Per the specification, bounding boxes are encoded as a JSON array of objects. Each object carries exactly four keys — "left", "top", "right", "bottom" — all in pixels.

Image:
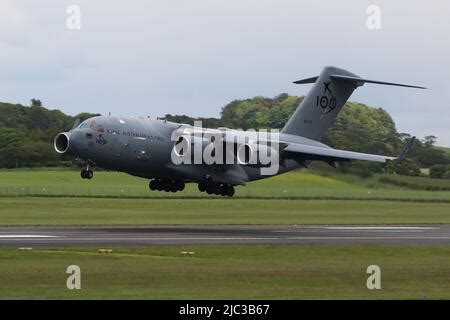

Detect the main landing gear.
[
  {"left": 80, "top": 166, "right": 93, "bottom": 179},
  {"left": 198, "top": 182, "right": 235, "bottom": 197},
  {"left": 149, "top": 179, "right": 185, "bottom": 193},
  {"left": 148, "top": 179, "right": 235, "bottom": 197}
]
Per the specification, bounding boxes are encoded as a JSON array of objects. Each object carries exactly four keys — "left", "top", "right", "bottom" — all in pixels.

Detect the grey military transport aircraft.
[{"left": 54, "top": 66, "right": 422, "bottom": 197}]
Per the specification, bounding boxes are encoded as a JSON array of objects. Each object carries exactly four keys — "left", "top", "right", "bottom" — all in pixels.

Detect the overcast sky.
[{"left": 0, "top": 0, "right": 449, "bottom": 145}]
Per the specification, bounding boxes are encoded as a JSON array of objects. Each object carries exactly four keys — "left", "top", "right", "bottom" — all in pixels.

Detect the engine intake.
[
  {"left": 173, "top": 135, "right": 191, "bottom": 157},
  {"left": 236, "top": 143, "right": 255, "bottom": 165},
  {"left": 54, "top": 132, "right": 70, "bottom": 154}
]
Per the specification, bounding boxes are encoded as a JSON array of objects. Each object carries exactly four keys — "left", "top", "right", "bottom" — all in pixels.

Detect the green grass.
[
  {"left": 1, "top": 245, "right": 450, "bottom": 299},
  {"left": 0, "top": 169, "right": 449, "bottom": 201},
  {"left": 0, "top": 169, "right": 449, "bottom": 300},
  {"left": 378, "top": 174, "right": 450, "bottom": 191},
  {"left": 0, "top": 169, "right": 448, "bottom": 225},
  {"left": 1, "top": 197, "right": 449, "bottom": 225}
]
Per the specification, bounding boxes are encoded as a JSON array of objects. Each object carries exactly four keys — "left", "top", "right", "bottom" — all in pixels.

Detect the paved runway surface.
[{"left": 1, "top": 225, "right": 450, "bottom": 247}]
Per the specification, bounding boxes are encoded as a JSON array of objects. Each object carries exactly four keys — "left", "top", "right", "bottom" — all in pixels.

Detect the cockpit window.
[
  {"left": 78, "top": 121, "right": 90, "bottom": 129},
  {"left": 77, "top": 120, "right": 104, "bottom": 133},
  {"left": 90, "top": 120, "right": 105, "bottom": 132}
]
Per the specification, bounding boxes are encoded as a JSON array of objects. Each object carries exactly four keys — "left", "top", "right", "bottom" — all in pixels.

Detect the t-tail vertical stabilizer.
[{"left": 282, "top": 66, "right": 425, "bottom": 140}]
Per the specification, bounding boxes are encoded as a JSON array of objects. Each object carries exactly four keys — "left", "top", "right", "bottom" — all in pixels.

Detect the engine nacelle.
[
  {"left": 54, "top": 132, "right": 70, "bottom": 154},
  {"left": 236, "top": 143, "right": 255, "bottom": 165},
  {"left": 236, "top": 143, "right": 278, "bottom": 167},
  {"left": 172, "top": 135, "right": 191, "bottom": 157}
]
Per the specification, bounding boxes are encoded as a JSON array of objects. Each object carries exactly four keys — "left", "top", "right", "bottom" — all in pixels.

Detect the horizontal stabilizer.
[
  {"left": 329, "top": 75, "right": 426, "bottom": 89},
  {"left": 292, "top": 76, "right": 318, "bottom": 84},
  {"left": 293, "top": 74, "right": 426, "bottom": 89}
]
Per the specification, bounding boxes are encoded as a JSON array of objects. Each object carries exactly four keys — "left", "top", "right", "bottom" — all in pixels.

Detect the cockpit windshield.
[
  {"left": 77, "top": 119, "right": 105, "bottom": 132},
  {"left": 78, "top": 121, "right": 90, "bottom": 129}
]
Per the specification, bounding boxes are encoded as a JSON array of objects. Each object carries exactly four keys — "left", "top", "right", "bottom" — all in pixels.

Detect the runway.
[{"left": 1, "top": 225, "right": 450, "bottom": 247}]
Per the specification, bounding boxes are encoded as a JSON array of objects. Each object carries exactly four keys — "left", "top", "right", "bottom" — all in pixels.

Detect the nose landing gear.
[{"left": 80, "top": 166, "right": 94, "bottom": 179}]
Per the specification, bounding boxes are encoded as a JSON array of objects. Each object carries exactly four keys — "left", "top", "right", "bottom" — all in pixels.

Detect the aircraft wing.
[
  {"left": 172, "top": 125, "right": 415, "bottom": 164},
  {"left": 282, "top": 143, "right": 394, "bottom": 163},
  {"left": 282, "top": 137, "right": 415, "bottom": 163}
]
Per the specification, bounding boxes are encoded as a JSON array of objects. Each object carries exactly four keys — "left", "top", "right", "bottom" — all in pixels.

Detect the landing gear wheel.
[
  {"left": 219, "top": 184, "right": 227, "bottom": 196},
  {"left": 81, "top": 169, "right": 93, "bottom": 179},
  {"left": 170, "top": 183, "right": 178, "bottom": 193},
  {"left": 198, "top": 183, "right": 206, "bottom": 192},
  {"left": 226, "top": 186, "right": 235, "bottom": 197},
  {"left": 149, "top": 180, "right": 157, "bottom": 191},
  {"left": 163, "top": 181, "right": 171, "bottom": 192},
  {"left": 206, "top": 185, "right": 214, "bottom": 195},
  {"left": 175, "top": 181, "right": 185, "bottom": 191}
]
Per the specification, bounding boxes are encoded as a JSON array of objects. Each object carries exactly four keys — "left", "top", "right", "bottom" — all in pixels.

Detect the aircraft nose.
[{"left": 68, "top": 129, "right": 84, "bottom": 153}]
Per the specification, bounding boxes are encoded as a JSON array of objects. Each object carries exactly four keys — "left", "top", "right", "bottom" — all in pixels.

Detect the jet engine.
[
  {"left": 54, "top": 132, "right": 71, "bottom": 154},
  {"left": 236, "top": 142, "right": 279, "bottom": 167}
]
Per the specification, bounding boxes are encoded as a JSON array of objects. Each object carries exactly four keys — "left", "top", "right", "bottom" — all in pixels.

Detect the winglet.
[{"left": 397, "top": 136, "right": 416, "bottom": 160}]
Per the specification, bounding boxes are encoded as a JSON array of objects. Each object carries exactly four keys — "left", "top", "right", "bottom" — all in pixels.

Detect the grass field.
[
  {"left": 1, "top": 169, "right": 449, "bottom": 300},
  {"left": 1, "top": 245, "right": 449, "bottom": 299},
  {"left": 378, "top": 174, "right": 450, "bottom": 191},
  {"left": 0, "top": 169, "right": 448, "bottom": 226},
  {"left": 1, "top": 197, "right": 450, "bottom": 225},
  {"left": 0, "top": 169, "right": 449, "bottom": 201}
]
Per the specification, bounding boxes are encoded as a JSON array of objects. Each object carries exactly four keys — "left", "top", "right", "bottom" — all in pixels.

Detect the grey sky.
[{"left": 0, "top": 0, "right": 449, "bottom": 145}]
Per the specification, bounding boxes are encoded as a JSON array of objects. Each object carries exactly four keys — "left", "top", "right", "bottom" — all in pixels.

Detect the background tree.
[
  {"left": 429, "top": 165, "right": 450, "bottom": 179},
  {"left": 423, "top": 135, "right": 437, "bottom": 147},
  {"left": 385, "top": 159, "right": 421, "bottom": 176},
  {"left": 30, "top": 98, "right": 42, "bottom": 107},
  {"left": 0, "top": 95, "right": 448, "bottom": 170},
  {"left": 443, "top": 171, "right": 450, "bottom": 180}
]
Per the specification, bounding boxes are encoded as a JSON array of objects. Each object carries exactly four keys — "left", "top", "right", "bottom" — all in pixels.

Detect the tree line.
[
  {"left": 0, "top": 101, "right": 98, "bottom": 168},
  {"left": 0, "top": 96, "right": 449, "bottom": 178}
]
